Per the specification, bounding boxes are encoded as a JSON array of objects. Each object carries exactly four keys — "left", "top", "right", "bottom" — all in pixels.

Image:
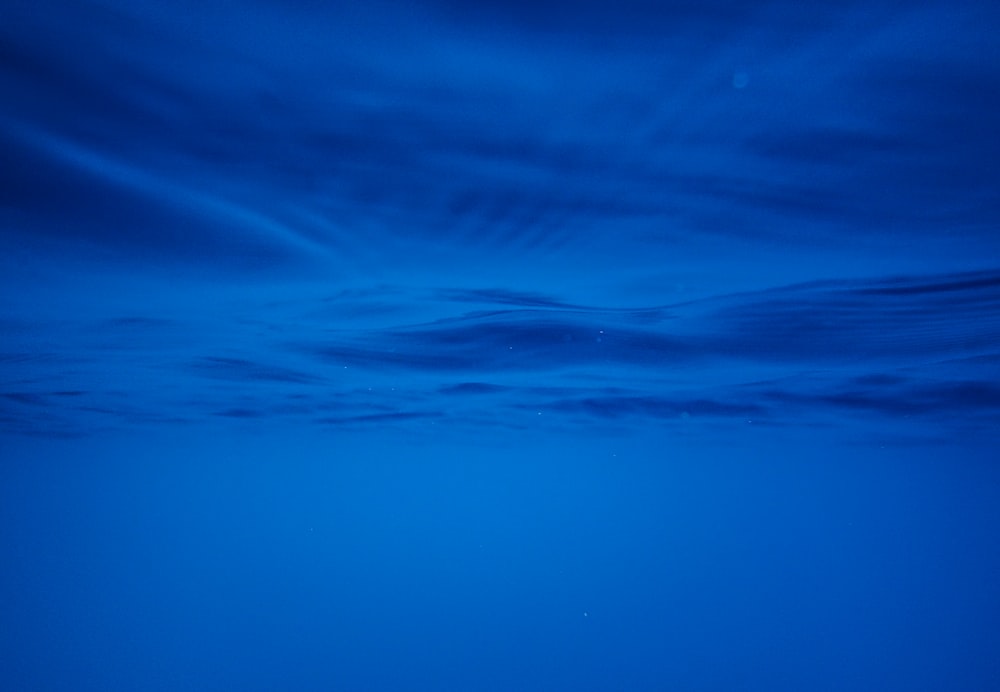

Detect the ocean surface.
[{"left": 2, "top": 1, "right": 999, "bottom": 690}]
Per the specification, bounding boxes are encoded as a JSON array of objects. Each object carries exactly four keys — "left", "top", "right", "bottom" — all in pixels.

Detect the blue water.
[{"left": 2, "top": 1, "right": 999, "bottom": 690}]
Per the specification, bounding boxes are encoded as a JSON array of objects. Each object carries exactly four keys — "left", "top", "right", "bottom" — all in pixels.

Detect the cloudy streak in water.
[
  {"left": 3, "top": 270, "right": 998, "bottom": 440},
  {"left": 1, "top": 0, "right": 998, "bottom": 437}
]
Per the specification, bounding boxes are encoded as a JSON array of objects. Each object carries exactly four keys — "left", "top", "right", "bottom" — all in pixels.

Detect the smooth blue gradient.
[{"left": 2, "top": 1, "right": 999, "bottom": 690}]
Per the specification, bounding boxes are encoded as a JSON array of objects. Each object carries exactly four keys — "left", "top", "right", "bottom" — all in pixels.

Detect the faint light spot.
[
  {"left": 583, "top": 612, "right": 589, "bottom": 617},
  {"left": 732, "top": 71, "right": 749, "bottom": 89}
]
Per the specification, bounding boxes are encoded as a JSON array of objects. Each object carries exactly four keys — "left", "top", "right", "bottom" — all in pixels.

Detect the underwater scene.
[{"left": 2, "top": 1, "right": 999, "bottom": 689}]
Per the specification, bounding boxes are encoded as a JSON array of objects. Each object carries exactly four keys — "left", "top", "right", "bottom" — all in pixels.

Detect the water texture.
[{"left": 2, "top": 1, "right": 998, "bottom": 690}]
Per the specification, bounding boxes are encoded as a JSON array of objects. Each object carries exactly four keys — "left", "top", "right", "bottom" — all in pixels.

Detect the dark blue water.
[{"left": 2, "top": 1, "right": 999, "bottom": 689}]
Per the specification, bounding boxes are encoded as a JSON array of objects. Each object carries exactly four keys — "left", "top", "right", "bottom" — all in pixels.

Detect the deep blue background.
[{"left": 2, "top": 1, "right": 999, "bottom": 689}]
